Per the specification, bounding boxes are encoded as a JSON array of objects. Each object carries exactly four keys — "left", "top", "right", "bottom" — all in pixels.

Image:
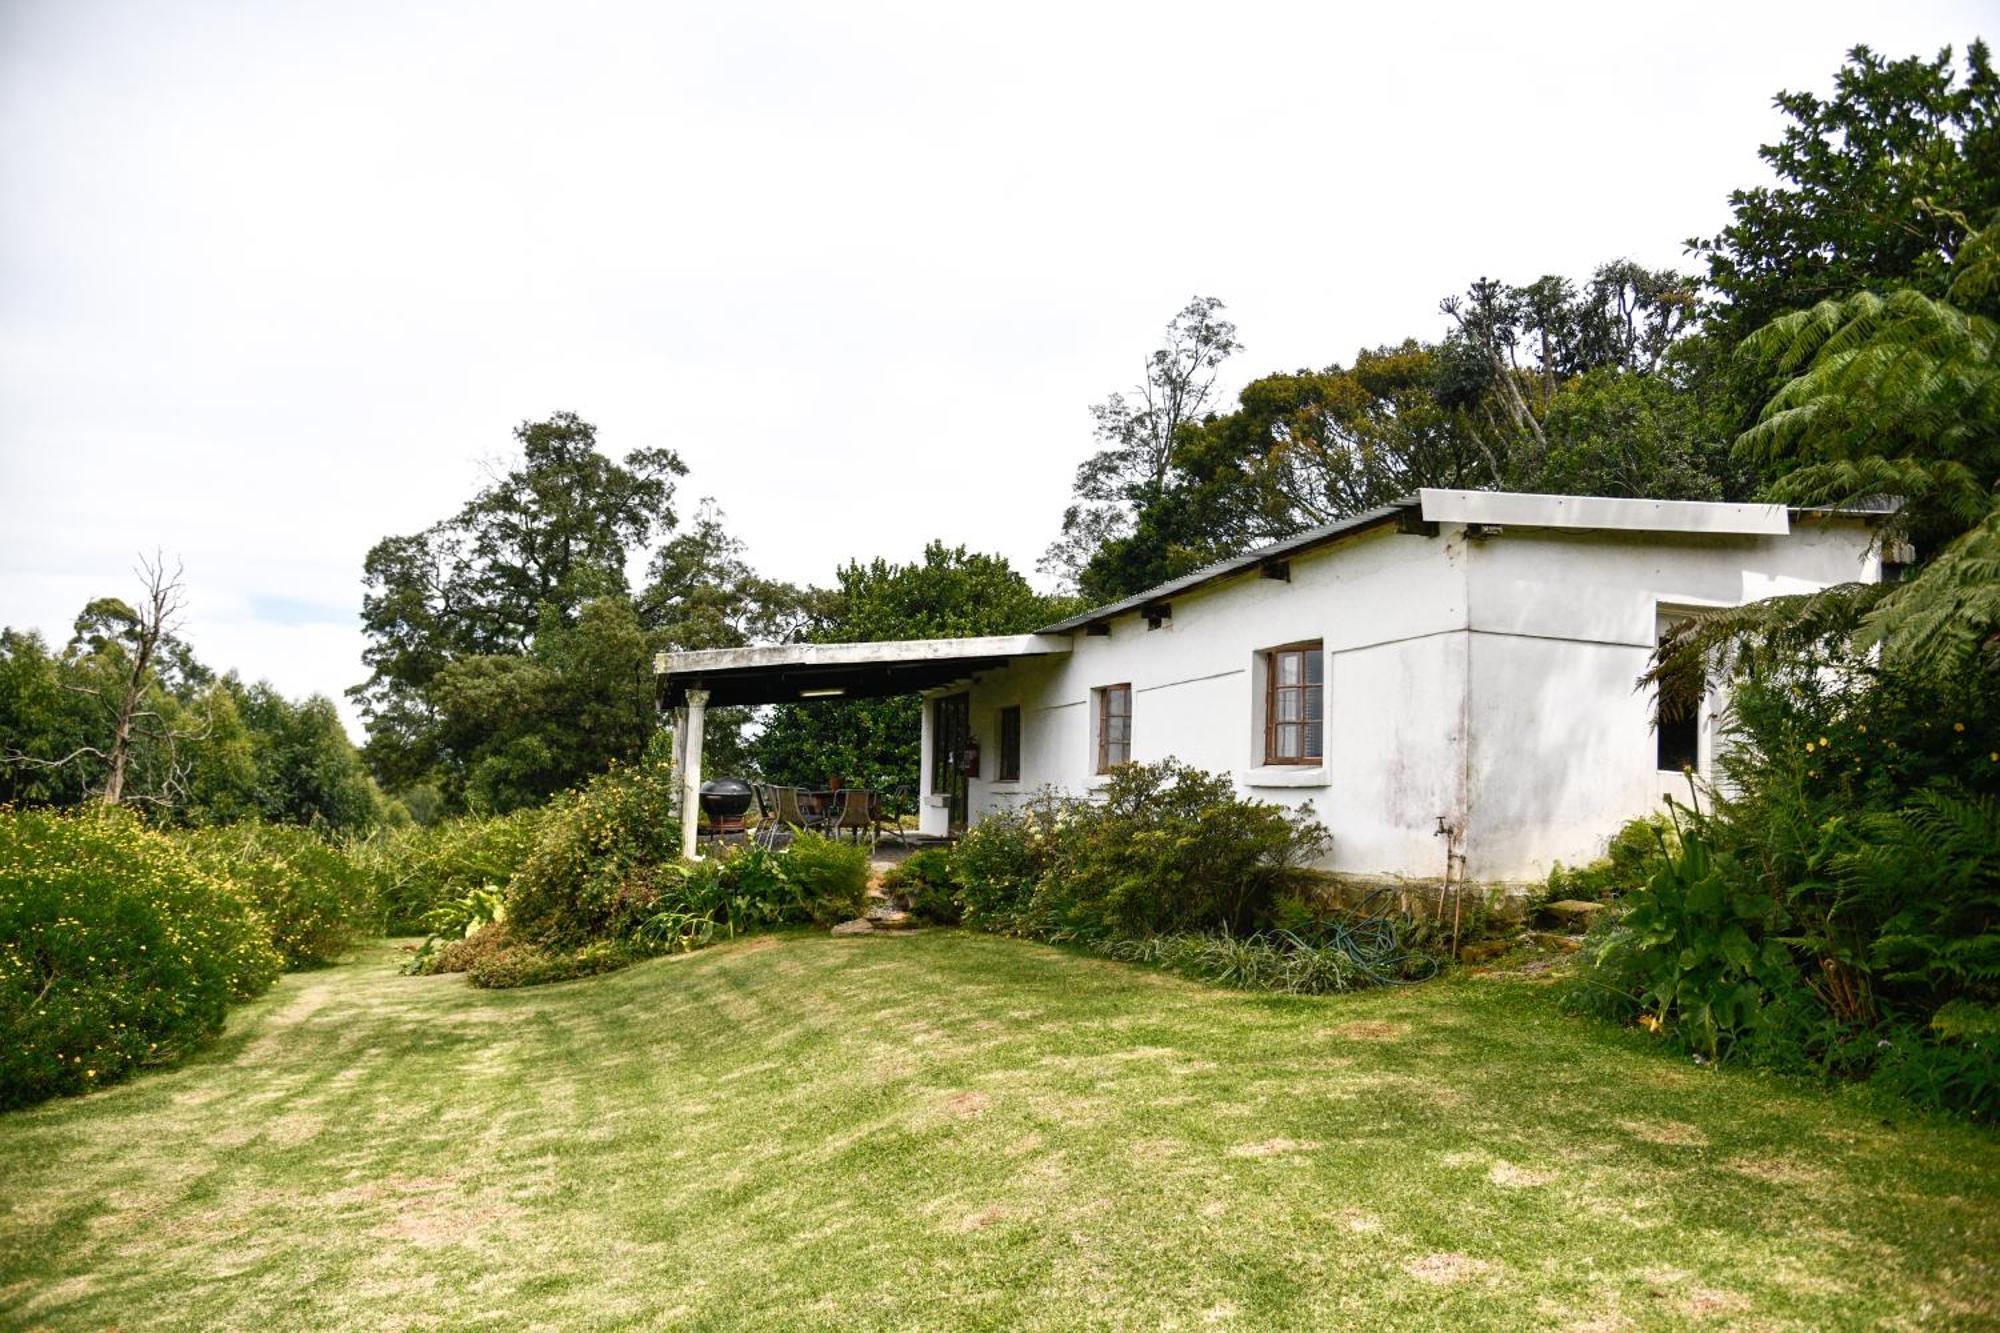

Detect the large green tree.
[
  {"left": 1, "top": 601, "right": 389, "bottom": 831},
  {"left": 352, "top": 413, "right": 686, "bottom": 805},
  {"left": 1694, "top": 41, "right": 2000, "bottom": 353},
  {"left": 1042, "top": 298, "right": 1242, "bottom": 591},
  {"left": 1064, "top": 263, "right": 1730, "bottom": 603},
  {"left": 1662, "top": 215, "right": 2000, "bottom": 683}
]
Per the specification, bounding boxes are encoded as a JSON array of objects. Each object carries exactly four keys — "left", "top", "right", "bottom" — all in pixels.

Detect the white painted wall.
[
  {"left": 922, "top": 513, "right": 1879, "bottom": 884},
  {"left": 1461, "top": 519, "right": 1878, "bottom": 880}
]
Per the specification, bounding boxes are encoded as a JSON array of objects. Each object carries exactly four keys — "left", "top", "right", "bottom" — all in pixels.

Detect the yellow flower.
[{"left": 1955, "top": 722, "right": 1966, "bottom": 733}]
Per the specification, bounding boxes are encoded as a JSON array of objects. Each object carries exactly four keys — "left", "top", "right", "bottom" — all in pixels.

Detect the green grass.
[{"left": 3, "top": 933, "right": 1996, "bottom": 1330}]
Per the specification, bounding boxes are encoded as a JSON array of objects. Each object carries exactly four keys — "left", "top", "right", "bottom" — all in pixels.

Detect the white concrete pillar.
[
  {"left": 678, "top": 688, "right": 709, "bottom": 861},
  {"left": 668, "top": 704, "right": 690, "bottom": 825}
]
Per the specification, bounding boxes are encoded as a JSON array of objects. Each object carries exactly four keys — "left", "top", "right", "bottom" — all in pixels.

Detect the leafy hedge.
[
  {"left": 507, "top": 762, "right": 684, "bottom": 947},
  {"left": 1569, "top": 663, "right": 2000, "bottom": 1118},
  {"left": 0, "top": 809, "right": 282, "bottom": 1108},
  {"left": 951, "top": 761, "right": 1329, "bottom": 941},
  {"left": 402, "top": 762, "right": 870, "bottom": 987},
  {"left": 180, "top": 822, "right": 379, "bottom": 969}
]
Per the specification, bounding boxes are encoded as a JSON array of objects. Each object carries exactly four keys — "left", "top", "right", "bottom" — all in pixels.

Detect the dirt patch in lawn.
[
  {"left": 1488, "top": 1161, "right": 1556, "bottom": 1188},
  {"left": 1405, "top": 1252, "right": 1493, "bottom": 1285},
  {"left": 1228, "top": 1137, "right": 1321, "bottom": 1159},
  {"left": 1319, "top": 1021, "right": 1408, "bottom": 1040},
  {"left": 1618, "top": 1118, "right": 1709, "bottom": 1148},
  {"left": 1726, "top": 1156, "right": 1828, "bottom": 1187}
]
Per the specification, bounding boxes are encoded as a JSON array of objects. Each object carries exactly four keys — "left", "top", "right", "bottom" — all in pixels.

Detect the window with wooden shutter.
[
  {"left": 1096, "top": 684, "right": 1131, "bottom": 772},
  {"left": 1263, "top": 643, "right": 1324, "bottom": 764}
]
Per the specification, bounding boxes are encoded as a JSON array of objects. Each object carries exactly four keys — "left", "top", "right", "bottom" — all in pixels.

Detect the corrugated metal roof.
[{"left": 1035, "top": 499, "right": 1417, "bottom": 634}]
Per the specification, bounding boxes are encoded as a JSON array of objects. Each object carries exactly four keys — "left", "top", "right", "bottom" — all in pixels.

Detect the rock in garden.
[
  {"left": 1542, "top": 899, "right": 1606, "bottom": 929},
  {"left": 831, "top": 918, "right": 875, "bottom": 936}
]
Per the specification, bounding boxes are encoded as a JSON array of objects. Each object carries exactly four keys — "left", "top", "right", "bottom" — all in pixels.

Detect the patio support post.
[
  {"left": 668, "top": 704, "right": 689, "bottom": 823},
  {"left": 678, "top": 688, "right": 709, "bottom": 861}
]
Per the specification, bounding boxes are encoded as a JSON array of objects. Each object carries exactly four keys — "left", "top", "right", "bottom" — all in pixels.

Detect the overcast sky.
[{"left": 2, "top": 1, "right": 1990, "bottom": 739}]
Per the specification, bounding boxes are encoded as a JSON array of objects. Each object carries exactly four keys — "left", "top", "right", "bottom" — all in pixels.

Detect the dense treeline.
[
  {"left": 1, "top": 567, "right": 396, "bottom": 832},
  {"left": 1044, "top": 42, "right": 1998, "bottom": 603}
]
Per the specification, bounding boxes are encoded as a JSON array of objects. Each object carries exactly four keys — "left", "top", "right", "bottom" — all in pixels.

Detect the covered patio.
[{"left": 654, "top": 634, "right": 1071, "bottom": 858}]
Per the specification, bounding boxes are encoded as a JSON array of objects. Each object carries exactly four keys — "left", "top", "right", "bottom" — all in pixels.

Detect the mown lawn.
[{"left": 2, "top": 933, "right": 1995, "bottom": 1330}]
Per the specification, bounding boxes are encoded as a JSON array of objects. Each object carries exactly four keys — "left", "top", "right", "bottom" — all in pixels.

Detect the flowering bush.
[
  {"left": 0, "top": 808, "right": 281, "bottom": 1109},
  {"left": 180, "top": 821, "right": 379, "bottom": 969}
]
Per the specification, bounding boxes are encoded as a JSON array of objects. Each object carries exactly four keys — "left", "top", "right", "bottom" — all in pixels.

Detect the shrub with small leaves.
[
  {"left": 180, "top": 821, "right": 379, "bottom": 969},
  {"left": 879, "top": 847, "right": 959, "bottom": 924},
  {"left": 507, "top": 762, "right": 681, "bottom": 948},
  {"left": 0, "top": 808, "right": 281, "bottom": 1109}
]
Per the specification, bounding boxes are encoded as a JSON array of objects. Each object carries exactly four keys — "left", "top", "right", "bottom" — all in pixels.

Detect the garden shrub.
[
  {"left": 1542, "top": 815, "right": 1669, "bottom": 904},
  {"left": 0, "top": 808, "right": 281, "bottom": 1108},
  {"left": 407, "top": 885, "right": 511, "bottom": 975},
  {"left": 467, "top": 937, "right": 640, "bottom": 989},
  {"left": 507, "top": 762, "right": 681, "bottom": 947},
  {"left": 180, "top": 821, "right": 379, "bottom": 969},
  {"left": 1026, "top": 762, "right": 1328, "bottom": 941},
  {"left": 879, "top": 847, "right": 959, "bottom": 924},
  {"left": 775, "top": 832, "right": 871, "bottom": 924},
  {"left": 1569, "top": 661, "right": 2000, "bottom": 1117},
  {"left": 950, "top": 802, "right": 1052, "bottom": 933},
  {"left": 426, "top": 919, "right": 513, "bottom": 976},
  {"left": 945, "top": 762, "right": 1329, "bottom": 944}
]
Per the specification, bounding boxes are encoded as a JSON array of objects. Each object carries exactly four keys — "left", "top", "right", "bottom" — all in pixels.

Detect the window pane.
[
  {"left": 1305, "top": 717, "right": 1323, "bottom": 759},
  {"left": 1304, "top": 683, "right": 1323, "bottom": 722},
  {"left": 1304, "top": 649, "right": 1323, "bottom": 685},
  {"left": 1278, "top": 652, "right": 1301, "bottom": 686},
  {"left": 1277, "top": 689, "right": 1301, "bottom": 722},
  {"left": 1276, "top": 725, "right": 1301, "bottom": 759}
]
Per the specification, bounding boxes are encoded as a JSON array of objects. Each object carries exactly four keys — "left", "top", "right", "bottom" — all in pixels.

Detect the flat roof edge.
[
  {"left": 1418, "top": 488, "right": 1792, "bottom": 536},
  {"left": 653, "top": 632, "right": 1072, "bottom": 677}
]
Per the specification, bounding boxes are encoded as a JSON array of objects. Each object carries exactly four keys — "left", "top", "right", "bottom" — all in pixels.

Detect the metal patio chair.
[
  {"left": 760, "top": 785, "right": 823, "bottom": 849},
  {"left": 823, "top": 787, "right": 878, "bottom": 848}
]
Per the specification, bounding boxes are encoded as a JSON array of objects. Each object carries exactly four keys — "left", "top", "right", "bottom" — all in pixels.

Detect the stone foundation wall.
[{"left": 1292, "top": 871, "right": 1540, "bottom": 936}]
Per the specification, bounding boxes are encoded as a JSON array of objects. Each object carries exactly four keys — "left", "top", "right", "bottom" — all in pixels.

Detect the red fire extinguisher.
[{"left": 958, "top": 738, "right": 981, "bottom": 779}]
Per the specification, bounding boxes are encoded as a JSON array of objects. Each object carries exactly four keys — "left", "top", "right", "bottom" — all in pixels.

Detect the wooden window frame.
[
  {"left": 1095, "top": 683, "right": 1131, "bottom": 774},
  {"left": 996, "top": 705, "right": 1022, "bottom": 782},
  {"left": 1262, "top": 641, "right": 1324, "bottom": 765}
]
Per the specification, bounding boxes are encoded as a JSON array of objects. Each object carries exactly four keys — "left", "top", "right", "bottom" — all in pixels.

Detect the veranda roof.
[{"left": 654, "top": 634, "right": 1072, "bottom": 708}]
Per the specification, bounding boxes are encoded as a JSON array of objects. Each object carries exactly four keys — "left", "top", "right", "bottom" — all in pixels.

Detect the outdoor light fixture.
[{"left": 799, "top": 687, "right": 846, "bottom": 698}]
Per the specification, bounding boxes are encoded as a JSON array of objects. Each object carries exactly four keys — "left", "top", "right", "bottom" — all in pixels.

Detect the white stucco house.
[{"left": 655, "top": 489, "right": 1882, "bottom": 887}]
